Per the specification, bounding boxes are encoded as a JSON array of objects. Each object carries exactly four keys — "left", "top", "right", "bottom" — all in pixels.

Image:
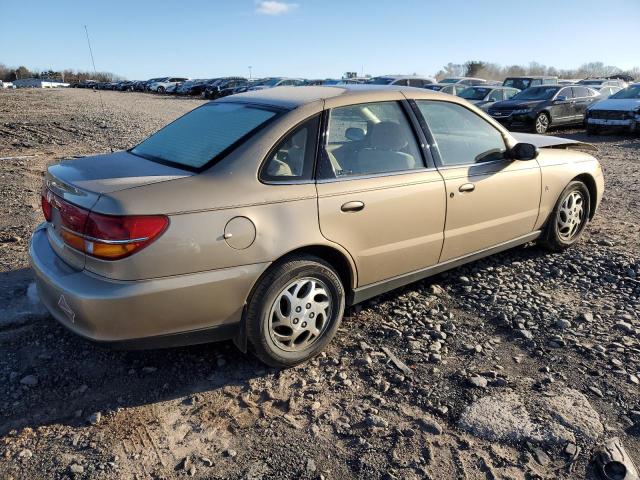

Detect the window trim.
[
  {"left": 258, "top": 114, "right": 321, "bottom": 185},
  {"left": 411, "top": 99, "right": 510, "bottom": 169},
  {"left": 314, "top": 100, "right": 434, "bottom": 182}
]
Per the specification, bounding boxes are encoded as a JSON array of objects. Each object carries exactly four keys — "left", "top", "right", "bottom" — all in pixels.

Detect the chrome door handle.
[
  {"left": 341, "top": 201, "right": 365, "bottom": 212},
  {"left": 458, "top": 183, "right": 475, "bottom": 193}
]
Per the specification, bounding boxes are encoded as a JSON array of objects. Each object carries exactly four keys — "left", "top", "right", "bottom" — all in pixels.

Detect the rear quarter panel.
[{"left": 534, "top": 148, "right": 604, "bottom": 230}]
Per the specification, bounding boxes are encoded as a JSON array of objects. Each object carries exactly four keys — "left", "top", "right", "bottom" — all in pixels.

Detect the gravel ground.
[{"left": 0, "top": 88, "right": 638, "bottom": 480}]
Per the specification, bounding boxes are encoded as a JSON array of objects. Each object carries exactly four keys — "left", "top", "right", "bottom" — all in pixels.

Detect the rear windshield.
[{"left": 131, "top": 103, "right": 277, "bottom": 169}]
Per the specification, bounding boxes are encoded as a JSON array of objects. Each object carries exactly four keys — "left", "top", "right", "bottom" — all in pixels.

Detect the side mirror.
[
  {"left": 556, "top": 95, "right": 568, "bottom": 102},
  {"left": 508, "top": 143, "right": 538, "bottom": 161}
]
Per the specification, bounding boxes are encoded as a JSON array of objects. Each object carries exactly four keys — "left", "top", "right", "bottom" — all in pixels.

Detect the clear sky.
[{"left": 1, "top": 0, "right": 638, "bottom": 80}]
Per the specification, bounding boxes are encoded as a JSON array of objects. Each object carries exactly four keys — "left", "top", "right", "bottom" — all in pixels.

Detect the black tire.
[
  {"left": 586, "top": 125, "right": 599, "bottom": 136},
  {"left": 157, "top": 86, "right": 165, "bottom": 94},
  {"left": 540, "top": 180, "right": 591, "bottom": 252},
  {"left": 246, "top": 255, "right": 345, "bottom": 368},
  {"left": 534, "top": 112, "right": 550, "bottom": 134}
]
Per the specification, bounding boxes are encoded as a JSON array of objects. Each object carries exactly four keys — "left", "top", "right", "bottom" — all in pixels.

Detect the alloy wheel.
[
  {"left": 557, "top": 190, "right": 585, "bottom": 241},
  {"left": 267, "top": 277, "right": 332, "bottom": 352},
  {"left": 535, "top": 114, "right": 549, "bottom": 134}
]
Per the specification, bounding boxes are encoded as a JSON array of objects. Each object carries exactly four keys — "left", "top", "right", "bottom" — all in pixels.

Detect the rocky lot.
[{"left": 0, "top": 88, "right": 638, "bottom": 479}]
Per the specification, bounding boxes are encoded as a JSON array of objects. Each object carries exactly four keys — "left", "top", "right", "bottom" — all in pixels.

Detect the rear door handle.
[
  {"left": 458, "top": 183, "right": 475, "bottom": 193},
  {"left": 341, "top": 201, "right": 365, "bottom": 212}
]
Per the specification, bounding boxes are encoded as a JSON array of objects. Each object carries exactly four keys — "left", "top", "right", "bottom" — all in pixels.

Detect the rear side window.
[
  {"left": 131, "top": 103, "right": 277, "bottom": 169},
  {"left": 574, "top": 86, "right": 590, "bottom": 98},
  {"left": 417, "top": 100, "right": 506, "bottom": 166},
  {"left": 488, "top": 89, "right": 503, "bottom": 101},
  {"left": 261, "top": 116, "right": 319, "bottom": 182},
  {"left": 320, "top": 101, "right": 423, "bottom": 178}
]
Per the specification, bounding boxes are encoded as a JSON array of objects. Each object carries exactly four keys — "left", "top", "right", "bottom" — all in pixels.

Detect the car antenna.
[{"left": 84, "top": 25, "right": 114, "bottom": 153}]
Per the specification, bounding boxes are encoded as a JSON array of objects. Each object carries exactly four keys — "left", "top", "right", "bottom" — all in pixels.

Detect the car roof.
[{"left": 217, "top": 85, "right": 449, "bottom": 109}]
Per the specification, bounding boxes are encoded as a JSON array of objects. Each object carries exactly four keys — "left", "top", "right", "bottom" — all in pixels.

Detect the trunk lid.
[{"left": 44, "top": 151, "right": 192, "bottom": 269}]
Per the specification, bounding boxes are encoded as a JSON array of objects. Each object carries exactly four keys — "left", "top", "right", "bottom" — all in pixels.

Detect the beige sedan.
[{"left": 30, "top": 86, "right": 604, "bottom": 366}]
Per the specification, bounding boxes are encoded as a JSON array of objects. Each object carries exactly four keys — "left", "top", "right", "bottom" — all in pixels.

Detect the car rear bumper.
[{"left": 29, "top": 225, "right": 269, "bottom": 347}]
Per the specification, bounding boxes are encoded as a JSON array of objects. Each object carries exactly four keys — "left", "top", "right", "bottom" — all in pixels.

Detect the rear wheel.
[
  {"left": 540, "top": 181, "right": 590, "bottom": 251},
  {"left": 534, "top": 112, "right": 550, "bottom": 134},
  {"left": 246, "top": 255, "right": 345, "bottom": 367}
]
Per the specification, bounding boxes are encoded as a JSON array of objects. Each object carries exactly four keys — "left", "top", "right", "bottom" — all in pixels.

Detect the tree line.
[
  {"left": 0, "top": 63, "right": 124, "bottom": 83},
  {"left": 435, "top": 61, "right": 639, "bottom": 81}
]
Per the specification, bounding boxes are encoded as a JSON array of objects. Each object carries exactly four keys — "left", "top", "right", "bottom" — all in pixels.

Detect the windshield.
[
  {"left": 459, "top": 87, "right": 491, "bottom": 100},
  {"left": 579, "top": 80, "right": 603, "bottom": 86},
  {"left": 512, "top": 86, "right": 560, "bottom": 101},
  {"left": 130, "top": 103, "right": 278, "bottom": 169},
  {"left": 258, "top": 78, "right": 282, "bottom": 87},
  {"left": 503, "top": 78, "right": 531, "bottom": 90},
  {"left": 369, "top": 77, "right": 394, "bottom": 85},
  {"left": 439, "top": 78, "right": 460, "bottom": 84},
  {"left": 610, "top": 85, "right": 640, "bottom": 99}
]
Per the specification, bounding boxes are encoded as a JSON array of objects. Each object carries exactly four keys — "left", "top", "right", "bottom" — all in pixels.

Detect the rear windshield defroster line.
[{"left": 129, "top": 102, "right": 286, "bottom": 172}]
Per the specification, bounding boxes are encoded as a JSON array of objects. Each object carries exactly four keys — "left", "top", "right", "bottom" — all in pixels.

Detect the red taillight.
[
  {"left": 42, "top": 187, "right": 168, "bottom": 260},
  {"left": 84, "top": 212, "right": 168, "bottom": 260},
  {"left": 41, "top": 186, "right": 52, "bottom": 222}
]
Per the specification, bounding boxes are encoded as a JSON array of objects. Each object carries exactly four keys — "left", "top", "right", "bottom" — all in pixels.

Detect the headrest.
[{"left": 368, "top": 121, "right": 407, "bottom": 151}]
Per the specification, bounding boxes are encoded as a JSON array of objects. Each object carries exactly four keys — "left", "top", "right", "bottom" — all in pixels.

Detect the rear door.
[
  {"left": 414, "top": 100, "right": 541, "bottom": 262},
  {"left": 316, "top": 101, "right": 446, "bottom": 286}
]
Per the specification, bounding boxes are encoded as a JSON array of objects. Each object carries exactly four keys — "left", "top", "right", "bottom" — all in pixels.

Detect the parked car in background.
[
  {"left": 0, "top": 80, "right": 16, "bottom": 89},
  {"left": 438, "top": 77, "right": 487, "bottom": 86},
  {"left": 248, "top": 77, "right": 305, "bottom": 90},
  {"left": 489, "top": 85, "right": 599, "bottom": 133},
  {"left": 458, "top": 86, "right": 520, "bottom": 111},
  {"left": 204, "top": 77, "right": 248, "bottom": 99},
  {"left": 503, "top": 76, "right": 558, "bottom": 91},
  {"left": 175, "top": 79, "right": 208, "bottom": 96},
  {"left": 559, "top": 79, "right": 583, "bottom": 85},
  {"left": 148, "top": 77, "right": 189, "bottom": 93},
  {"left": 423, "top": 83, "right": 467, "bottom": 95},
  {"left": 30, "top": 86, "right": 603, "bottom": 367},
  {"left": 578, "top": 78, "right": 627, "bottom": 89},
  {"left": 116, "top": 81, "right": 137, "bottom": 91},
  {"left": 585, "top": 83, "right": 640, "bottom": 135},
  {"left": 367, "top": 75, "right": 435, "bottom": 87},
  {"left": 591, "top": 85, "right": 623, "bottom": 99}
]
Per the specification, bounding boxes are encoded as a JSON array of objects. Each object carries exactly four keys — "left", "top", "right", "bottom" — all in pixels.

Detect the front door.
[
  {"left": 316, "top": 101, "right": 447, "bottom": 286},
  {"left": 414, "top": 100, "right": 541, "bottom": 262}
]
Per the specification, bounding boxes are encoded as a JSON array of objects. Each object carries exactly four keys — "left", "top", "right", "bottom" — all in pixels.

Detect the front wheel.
[
  {"left": 534, "top": 112, "right": 550, "bottom": 134},
  {"left": 540, "top": 181, "right": 591, "bottom": 251},
  {"left": 157, "top": 86, "right": 165, "bottom": 94},
  {"left": 246, "top": 255, "right": 345, "bottom": 368},
  {"left": 586, "top": 125, "right": 599, "bottom": 136}
]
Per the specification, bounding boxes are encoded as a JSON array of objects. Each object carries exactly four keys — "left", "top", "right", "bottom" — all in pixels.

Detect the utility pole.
[{"left": 248, "top": 66, "right": 252, "bottom": 79}]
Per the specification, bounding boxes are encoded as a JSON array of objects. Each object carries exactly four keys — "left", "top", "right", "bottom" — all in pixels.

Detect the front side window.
[
  {"left": 503, "top": 78, "right": 531, "bottom": 90},
  {"left": 321, "top": 101, "right": 423, "bottom": 178},
  {"left": 417, "top": 100, "right": 506, "bottom": 166},
  {"left": 261, "top": 116, "right": 319, "bottom": 182},
  {"left": 131, "top": 103, "right": 278, "bottom": 169}
]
